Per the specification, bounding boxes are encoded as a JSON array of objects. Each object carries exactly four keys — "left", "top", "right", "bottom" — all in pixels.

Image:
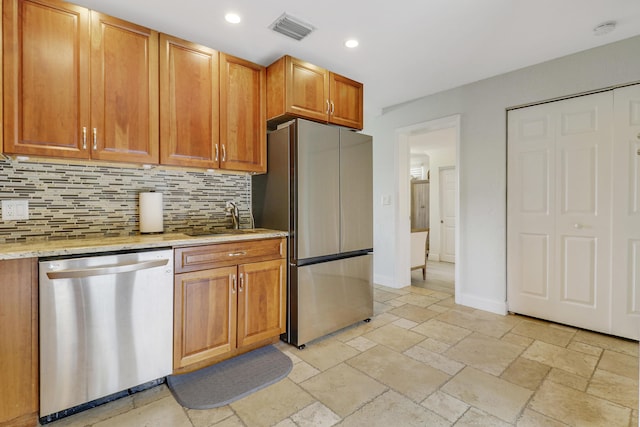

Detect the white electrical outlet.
[{"left": 2, "top": 199, "right": 29, "bottom": 221}]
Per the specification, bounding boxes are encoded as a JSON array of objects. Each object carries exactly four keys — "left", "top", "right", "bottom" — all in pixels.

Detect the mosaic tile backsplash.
[{"left": 0, "top": 159, "right": 252, "bottom": 243}]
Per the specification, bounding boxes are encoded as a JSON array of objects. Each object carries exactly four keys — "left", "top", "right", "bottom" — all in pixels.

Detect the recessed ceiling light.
[
  {"left": 593, "top": 21, "right": 616, "bottom": 36},
  {"left": 345, "top": 39, "right": 359, "bottom": 48},
  {"left": 225, "top": 13, "right": 241, "bottom": 24}
]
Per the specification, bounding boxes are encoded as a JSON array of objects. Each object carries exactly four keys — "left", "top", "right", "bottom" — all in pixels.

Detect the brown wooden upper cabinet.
[
  {"left": 160, "top": 38, "right": 267, "bottom": 173},
  {"left": 159, "top": 34, "right": 220, "bottom": 169},
  {"left": 3, "top": 0, "right": 159, "bottom": 163},
  {"left": 220, "top": 53, "right": 266, "bottom": 173},
  {"left": 266, "top": 55, "right": 363, "bottom": 130}
]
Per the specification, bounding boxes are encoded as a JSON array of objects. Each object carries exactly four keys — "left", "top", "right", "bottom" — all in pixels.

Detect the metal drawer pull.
[
  {"left": 228, "top": 251, "right": 247, "bottom": 257},
  {"left": 46, "top": 259, "right": 168, "bottom": 279}
]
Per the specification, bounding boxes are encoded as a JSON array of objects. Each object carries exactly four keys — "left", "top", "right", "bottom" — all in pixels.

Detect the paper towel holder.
[{"left": 139, "top": 191, "right": 164, "bottom": 234}]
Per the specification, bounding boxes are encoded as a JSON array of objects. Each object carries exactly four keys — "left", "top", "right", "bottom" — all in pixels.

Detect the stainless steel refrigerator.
[{"left": 252, "top": 118, "right": 373, "bottom": 348}]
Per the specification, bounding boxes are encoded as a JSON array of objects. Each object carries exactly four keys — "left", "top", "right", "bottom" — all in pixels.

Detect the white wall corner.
[
  {"left": 373, "top": 273, "right": 407, "bottom": 289},
  {"left": 455, "top": 292, "right": 508, "bottom": 316}
]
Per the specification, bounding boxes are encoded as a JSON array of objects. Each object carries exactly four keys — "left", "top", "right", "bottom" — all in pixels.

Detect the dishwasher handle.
[{"left": 46, "top": 259, "right": 169, "bottom": 280}]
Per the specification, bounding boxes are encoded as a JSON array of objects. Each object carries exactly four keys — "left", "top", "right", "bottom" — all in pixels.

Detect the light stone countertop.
[{"left": 0, "top": 229, "right": 288, "bottom": 260}]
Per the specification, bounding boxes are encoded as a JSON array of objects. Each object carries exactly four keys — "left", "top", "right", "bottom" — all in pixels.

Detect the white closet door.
[
  {"left": 554, "top": 93, "right": 612, "bottom": 332},
  {"left": 508, "top": 92, "right": 613, "bottom": 335},
  {"left": 611, "top": 84, "right": 640, "bottom": 340},
  {"left": 507, "top": 103, "right": 556, "bottom": 320}
]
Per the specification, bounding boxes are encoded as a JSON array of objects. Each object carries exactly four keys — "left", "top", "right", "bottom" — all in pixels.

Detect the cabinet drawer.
[{"left": 175, "top": 238, "right": 285, "bottom": 273}]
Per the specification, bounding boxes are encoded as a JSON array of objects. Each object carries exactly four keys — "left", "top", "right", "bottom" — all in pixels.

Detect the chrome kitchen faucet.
[{"left": 225, "top": 201, "right": 239, "bottom": 229}]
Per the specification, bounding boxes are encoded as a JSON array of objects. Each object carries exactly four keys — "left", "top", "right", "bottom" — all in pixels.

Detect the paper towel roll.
[{"left": 139, "top": 192, "right": 163, "bottom": 233}]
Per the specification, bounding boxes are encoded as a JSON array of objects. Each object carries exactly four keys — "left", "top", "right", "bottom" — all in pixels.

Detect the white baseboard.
[
  {"left": 455, "top": 292, "right": 508, "bottom": 316},
  {"left": 373, "top": 273, "right": 406, "bottom": 289}
]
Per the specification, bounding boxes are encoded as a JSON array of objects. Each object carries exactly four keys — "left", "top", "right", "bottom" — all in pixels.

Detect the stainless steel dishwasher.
[{"left": 39, "top": 249, "right": 174, "bottom": 418}]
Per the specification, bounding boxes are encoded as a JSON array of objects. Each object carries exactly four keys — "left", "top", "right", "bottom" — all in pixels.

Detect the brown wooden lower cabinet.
[
  {"left": 0, "top": 258, "right": 38, "bottom": 427},
  {"left": 173, "top": 238, "right": 286, "bottom": 373}
]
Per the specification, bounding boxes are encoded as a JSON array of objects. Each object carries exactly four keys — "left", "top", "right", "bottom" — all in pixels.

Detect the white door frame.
[{"left": 395, "top": 114, "right": 461, "bottom": 296}]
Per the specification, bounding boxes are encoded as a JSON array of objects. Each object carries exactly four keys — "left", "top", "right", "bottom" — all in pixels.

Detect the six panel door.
[
  {"left": 611, "top": 84, "right": 640, "bottom": 339},
  {"left": 507, "top": 92, "right": 614, "bottom": 336},
  {"left": 440, "top": 167, "right": 457, "bottom": 263}
]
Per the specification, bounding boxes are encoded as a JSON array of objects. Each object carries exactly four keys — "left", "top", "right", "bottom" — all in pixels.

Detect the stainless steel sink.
[{"left": 183, "top": 228, "right": 265, "bottom": 237}]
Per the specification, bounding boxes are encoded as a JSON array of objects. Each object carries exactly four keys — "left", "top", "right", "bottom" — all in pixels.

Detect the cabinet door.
[
  {"left": 90, "top": 12, "right": 159, "bottom": 163},
  {"left": 160, "top": 34, "right": 219, "bottom": 168},
  {"left": 3, "top": 0, "right": 90, "bottom": 158},
  {"left": 0, "top": 259, "right": 38, "bottom": 426},
  {"left": 329, "top": 72, "right": 363, "bottom": 130},
  {"left": 219, "top": 53, "right": 266, "bottom": 173},
  {"left": 237, "top": 259, "right": 286, "bottom": 348},
  {"left": 174, "top": 266, "right": 237, "bottom": 370},
  {"left": 286, "top": 56, "right": 329, "bottom": 123}
]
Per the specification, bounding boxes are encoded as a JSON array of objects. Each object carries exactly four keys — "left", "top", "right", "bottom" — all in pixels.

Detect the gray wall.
[{"left": 365, "top": 35, "right": 640, "bottom": 313}]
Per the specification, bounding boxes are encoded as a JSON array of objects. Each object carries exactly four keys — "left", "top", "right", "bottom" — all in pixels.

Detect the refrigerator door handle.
[{"left": 291, "top": 126, "right": 298, "bottom": 262}]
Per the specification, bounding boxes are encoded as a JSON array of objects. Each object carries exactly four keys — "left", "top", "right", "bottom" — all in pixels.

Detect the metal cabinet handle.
[
  {"left": 239, "top": 273, "right": 244, "bottom": 292},
  {"left": 330, "top": 101, "right": 335, "bottom": 115},
  {"left": 82, "top": 127, "right": 87, "bottom": 149},
  {"left": 215, "top": 144, "right": 219, "bottom": 162},
  {"left": 92, "top": 128, "right": 97, "bottom": 150},
  {"left": 46, "top": 259, "right": 168, "bottom": 279},
  {"left": 228, "top": 251, "right": 247, "bottom": 257},
  {"left": 232, "top": 274, "right": 237, "bottom": 293},
  {"left": 222, "top": 144, "right": 226, "bottom": 162},
  {"left": 573, "top": 223, "right": 582, "bottom": 229},
  {"left": 326, "top": 100, "right": 330, "bottom": 114}
]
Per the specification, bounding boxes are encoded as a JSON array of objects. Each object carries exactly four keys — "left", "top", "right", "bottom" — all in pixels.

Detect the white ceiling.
[
  {"left": 410, "top": 127, "right": 456, "bottom": 157},
  {"left": 74, "top": 0, "right": 640, "bottom": 114}
]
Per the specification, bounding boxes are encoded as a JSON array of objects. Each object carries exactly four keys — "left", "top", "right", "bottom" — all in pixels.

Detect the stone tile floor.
[{"left": 43, "top": 263, "right": 639, "bottom": 426}]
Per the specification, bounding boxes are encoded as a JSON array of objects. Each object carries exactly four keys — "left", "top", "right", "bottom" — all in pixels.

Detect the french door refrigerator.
[{"left": 252, "top": 118, "right": 373, "bottom": 348}]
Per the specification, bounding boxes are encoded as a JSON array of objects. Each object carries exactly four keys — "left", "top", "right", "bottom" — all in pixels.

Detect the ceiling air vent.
[{"left": 269, "top": 13, "right": 314, "bottom": 41}]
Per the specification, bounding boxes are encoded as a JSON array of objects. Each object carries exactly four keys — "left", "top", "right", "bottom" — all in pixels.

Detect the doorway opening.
[{"left": 396, "top": 115, "right": 460, "bottom": 297}]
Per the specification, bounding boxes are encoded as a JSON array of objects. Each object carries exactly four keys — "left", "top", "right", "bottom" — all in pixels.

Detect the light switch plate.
[{"left": 2, "top": 199, "right": 29, "bottom": 221}]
